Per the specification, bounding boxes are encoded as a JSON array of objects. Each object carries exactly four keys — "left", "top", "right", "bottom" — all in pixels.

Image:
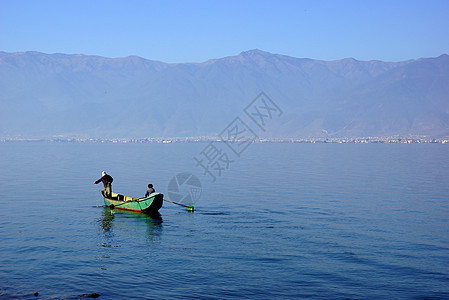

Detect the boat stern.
[{"left": 144, "top": 193, "right": 163, "bottom": 213}]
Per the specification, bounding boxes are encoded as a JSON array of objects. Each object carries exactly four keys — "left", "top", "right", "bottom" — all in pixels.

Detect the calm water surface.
[{"left": 0, "top": 142, "right": 448, "bottom": 299}]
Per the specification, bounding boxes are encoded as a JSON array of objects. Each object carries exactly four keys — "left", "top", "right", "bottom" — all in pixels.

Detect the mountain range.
[{"left": 1, "top": 50, "right": 448, "bottom": 139}]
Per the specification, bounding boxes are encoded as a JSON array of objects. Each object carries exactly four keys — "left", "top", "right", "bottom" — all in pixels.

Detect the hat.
[{"left": 102, "top": 171, "right": 106, "bottom": 177}]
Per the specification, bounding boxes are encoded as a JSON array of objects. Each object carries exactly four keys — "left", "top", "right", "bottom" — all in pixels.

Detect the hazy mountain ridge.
[{"left": 1, "top": 50, "right": 448, "bottom": 138}]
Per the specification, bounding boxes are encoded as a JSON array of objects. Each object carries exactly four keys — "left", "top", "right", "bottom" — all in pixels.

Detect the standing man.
[
  {"left": 145, "top": 184, "right": 155, "bottom": 197},
  {"left": 94, "top": 171, "right": 114, "bottom": 198}
]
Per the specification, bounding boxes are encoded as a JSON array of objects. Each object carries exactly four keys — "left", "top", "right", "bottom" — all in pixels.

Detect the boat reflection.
[{"left": 97, "top": 207, "right": 163, "bottom": 243}]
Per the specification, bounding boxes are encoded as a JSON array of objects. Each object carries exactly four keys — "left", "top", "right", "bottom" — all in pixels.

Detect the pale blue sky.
[{"left": 1, "top": 0, "right": 448, "bottom": 62}]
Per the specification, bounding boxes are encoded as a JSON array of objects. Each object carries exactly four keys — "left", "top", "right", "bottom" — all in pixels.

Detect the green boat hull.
[{"left": 103, "top": 191, "right": 163, "bottom": 214}]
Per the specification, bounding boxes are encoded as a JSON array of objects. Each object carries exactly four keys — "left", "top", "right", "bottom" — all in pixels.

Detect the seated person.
[{"left": 145, "top": 184, "right": 155, "bottom": 197}]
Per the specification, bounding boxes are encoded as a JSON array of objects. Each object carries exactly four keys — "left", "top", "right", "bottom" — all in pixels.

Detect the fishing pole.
[{"left": 163, "top": 199, "right": 194, "bottom": 212}]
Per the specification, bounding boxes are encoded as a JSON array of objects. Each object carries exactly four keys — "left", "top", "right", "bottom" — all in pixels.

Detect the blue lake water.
[{"left": 0, "top": 142, "right": 448, "bottom": 299}]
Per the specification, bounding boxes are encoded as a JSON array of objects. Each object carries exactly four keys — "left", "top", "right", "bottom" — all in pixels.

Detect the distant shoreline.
[{"left": 1, "top": 137, "right": 448, "bottom": 144}]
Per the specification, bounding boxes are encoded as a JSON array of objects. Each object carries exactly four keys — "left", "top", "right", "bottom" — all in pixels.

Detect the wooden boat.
[{"left": 102, "top": 191, "right": 163, "bottom": 214}]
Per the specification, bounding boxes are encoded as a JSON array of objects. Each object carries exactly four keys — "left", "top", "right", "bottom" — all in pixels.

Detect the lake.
[{"left": 0, "top": 142, "right": 448, "bottom": 299}]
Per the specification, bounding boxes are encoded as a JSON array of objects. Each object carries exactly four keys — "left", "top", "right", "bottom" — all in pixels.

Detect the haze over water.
[{"left": 0, "top": 142, "right": 448, "bottom": 299}]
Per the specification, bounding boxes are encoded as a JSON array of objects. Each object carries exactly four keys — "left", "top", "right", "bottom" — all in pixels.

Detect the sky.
[{"left": 0, "top": 0, "right": 448, "bottom": 63}]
